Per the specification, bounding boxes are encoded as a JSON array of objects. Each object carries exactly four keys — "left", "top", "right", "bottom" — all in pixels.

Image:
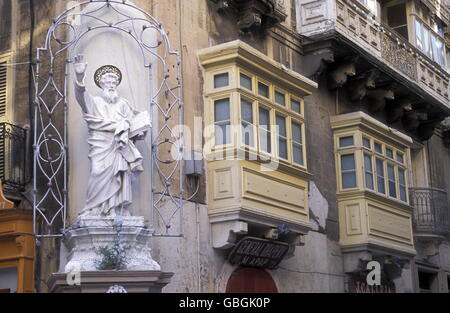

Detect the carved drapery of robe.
[{"left": 74, "top": 81, "right": 147, "bottom": 216}]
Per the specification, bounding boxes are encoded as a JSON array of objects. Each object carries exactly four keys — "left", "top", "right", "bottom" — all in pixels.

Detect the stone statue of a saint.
[{"left": 73, "top": 55, "right": 151, "bottom": 217}]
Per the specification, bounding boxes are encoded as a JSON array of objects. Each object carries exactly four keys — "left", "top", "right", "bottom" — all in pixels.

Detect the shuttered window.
[{"left": 0, "top": 62, "right": 6, "bottom": 116}]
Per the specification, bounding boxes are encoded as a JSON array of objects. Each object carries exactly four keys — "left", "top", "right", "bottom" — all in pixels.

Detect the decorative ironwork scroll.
[{"left": 33, "top": 0, "right": 183, "bottom": 237}]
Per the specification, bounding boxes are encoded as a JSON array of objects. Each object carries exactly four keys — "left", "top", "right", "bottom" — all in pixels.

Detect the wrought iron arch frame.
[{"left": 33, "top": 0, "right": 184, "bottom": 238}]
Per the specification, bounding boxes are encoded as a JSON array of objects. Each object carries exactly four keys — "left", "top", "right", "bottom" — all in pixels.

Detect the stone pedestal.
[
  {"left": 48, "top": 270, "right": 173, "bottom": 293},
  {"left": 63, "top": 216, "right": 160, "bottom": 272}
]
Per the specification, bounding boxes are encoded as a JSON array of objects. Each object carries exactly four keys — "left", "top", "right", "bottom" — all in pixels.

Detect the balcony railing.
[
  {"left": 409, "top": 187, "right": 450, "bottom": 235},
  {"left": 0, "top": 122, "right": 27, "bottom": 192}
]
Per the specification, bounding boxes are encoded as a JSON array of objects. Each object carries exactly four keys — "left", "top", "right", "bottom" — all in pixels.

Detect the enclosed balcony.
[
  {"left": 409, "top": 187, "right": 450, "bottom": 236},
  {"left": 296, "top": 0, "right": 450, "bottom": 140},
  {"left": 0, "top": 122, "right": 27, "bottom": 193}
]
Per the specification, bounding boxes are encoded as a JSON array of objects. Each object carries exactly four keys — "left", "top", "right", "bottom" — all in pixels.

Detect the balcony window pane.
[
  {"left": 399, "top": 168, "right": 407, "bottom": 202},
  {"left": 388, "top": 164, "right": 397, "bottom": 198},
  {"left": 214, "top": 98, "right": 230, "bottom": 145},
  {"left": 292, "top": 122, "right": 302, "bottom": 143},
  {"left": 279, "top": 138, "right": 288, "bottom": 159},
  {"left": 260, "top": 129, "right": 271, "bottom": 153},
  {"left": 276, "top": 115, "right": 287, "bottom": 159},
  {"left": 423, "top": 28, "right": 431, "bottom": 57},
  {"left": 276, "top": 115, "right": 286, "bottom": 137},
  {"left": 396, "top": 152, "right": 404, "bottom": 163},
  {"left": 292, "top": 122, "right": 303, "bottom": 165},
  {"left": 241, "top": 99, "right": 254, "bottom": 147},
  {"left": 259, "top": 107, "right": 270, "bottom": 128},
  {"left": 341, "top": 154, "right": 355, "bottom": 170},
  {"left": 339, "top": 136, "right": 354, "bottom": 147},
  {"left": 241, "top": 99, "right": 253, "bottom": 122},
  {"left": 258, "top": 82, "right": 269, "bottom": 98},
  {"left": 275, "top": 91, "right": 285, "bottom": 106},
  {"left": 376, "top": 158, "right": 385, "bottom": 194},
  {"left": 240, "top": 73, "right": 252, "bottom": 90},
  {"left": 386, "top": 148, "right": 393, "bottom": 159},
  {"left": 214, "top": 98, "right": 230, "bottom": 121},
  {"left": 241, "top": 123, "right": 254, "bottom": 147},
  {"left": 415, "top": 20, "right": 423, "bottom": 50},
  {"left": 364, "top": 153, "right": 374, "bottom": 190},
  {"left": 291, "top": 98, "right": 301, "bottom": 113},
  {"left": 293, "top": 144, "right": 303, "bottom": 165},
  {"left": 214, "top": 73, "right": 229, "bottom": 88},
  {"left": 259, "top": 107, "right": 271, "bottom": 153},
  {"left": 375, "top": 142, "right": 382, "bottom": 153},
  {"left": 341, "top": 154, "right": 356, "bottom": 189},
  {"left": 363, "top": 137, "right": 371, "bottom": 149},
  {"left": 215, "top": 123, "right": 230, "bottom": 145}
]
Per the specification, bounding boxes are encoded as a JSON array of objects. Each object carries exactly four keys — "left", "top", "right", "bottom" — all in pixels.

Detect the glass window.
[
  {"left": 363, "top": 137, "right": 371, "bottom": 149},
  {"left": 276, "top": 115, "right": 288, "bottom": 159},
  {"left": 339, "top": 136, "right": 354, "bottom": 147},
  {"left": 240, "top": 98, "right": 254, "bottom": 147},
  {"left": 415, "top": 20, "right": 423, "bottom": 50},
  {"left": 275, "top": 90, "right": 286, "bottom": 106},
  {"left": 396, "top": 152, "right": 404, "bottom": 164},
  {"left": 291, "top": 98, "right": 301, "bottom": 114},
  {"left": 240, "top": 73, "right": 252, "bottom": 90},
  {"left": 259, "top": 107, "right": 271, "bottom": 153},
  {"left": 375, "top": 142, "right": 382, "bottom": 154},
  {"left": 386, "top": 148, "right": 393, "bottom": 159},
  {"left": 292, "top": 122, "right": 303, "bottom": 165},
  {"left": 214, "top": 98, "right": 230, "bottom": 145},
  {"left": 214, "top": 73, "right": 229, "bottom": 88},
  {"left": 398, "top": 168, "right": 407, "bottom": 202},
  {"left": 376, "top": 158, "right": 385, "bottom": 194},
  {"left": 388, "top": 164, "right": 397, "bottom": 198},
  {"left": 364, "top": 153, "right": 374, "bottom": 190},
  {"left": 258, "top": 82, "right": 269, "bottom": 98},
  {"left": 423, "top": 27, "right": 431, "bottom": 57},
  {"left": 341, "top": 154, "right": 357, "bottom": 189}
]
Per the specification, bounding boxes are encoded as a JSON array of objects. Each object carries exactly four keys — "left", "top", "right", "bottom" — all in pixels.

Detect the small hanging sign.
[{"left": 228, "top": 236, "right": 290, "bottom": 269}]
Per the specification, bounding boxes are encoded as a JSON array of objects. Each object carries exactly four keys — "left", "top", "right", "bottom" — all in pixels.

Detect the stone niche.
[
  {"left": 66, "top": 0, "right": 157, "bottom": 223},
  {"left": 47, "top": 0, "right": 173, "bottom": 292}
]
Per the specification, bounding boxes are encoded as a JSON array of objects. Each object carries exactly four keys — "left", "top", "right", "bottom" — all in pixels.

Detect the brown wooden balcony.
[{"left": 409, "top": 187, "right": 450, "bottom": 236}]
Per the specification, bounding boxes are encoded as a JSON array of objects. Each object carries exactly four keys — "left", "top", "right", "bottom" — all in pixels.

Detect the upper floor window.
[
  {"left": 413, "top": 1, "right": 447, "bottom": 68},
  {"left": 208, "top": 68, "right": 307, "bottom": 168},
  {"left": 199, "top": 40, "right": 317, "bottom": 172},
  {"left": 331, "top": 112, "right": 412, "bottom": 204}
]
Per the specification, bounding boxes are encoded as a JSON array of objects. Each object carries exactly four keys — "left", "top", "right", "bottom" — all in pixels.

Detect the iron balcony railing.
[
  {"left": 0, "top": 122, "right": 27, "bottom": 192},
  {"left": 409, "top": 187, "right": 450, "bottom": 235}
]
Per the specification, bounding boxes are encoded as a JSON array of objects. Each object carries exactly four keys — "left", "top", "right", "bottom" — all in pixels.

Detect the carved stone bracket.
[{"left": 210, "top": 0, "right": 287, "bottom": 33}]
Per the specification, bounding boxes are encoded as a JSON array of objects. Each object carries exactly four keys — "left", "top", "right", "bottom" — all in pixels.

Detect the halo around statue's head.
[{"left": 94, "top": 65, "right": 122, "bottom": 88}]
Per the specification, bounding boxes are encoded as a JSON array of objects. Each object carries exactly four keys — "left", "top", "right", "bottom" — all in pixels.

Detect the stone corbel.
[
  {"left": 364, "top": 88, "right": 395, "bottom": 113},
  {"left": 211, "top": 220, "right": 248, "bottom": 249},
  {"left": 327, "top": 56, "right": 358, "bottom": 90},
  {"left": 301, "top": 48, "right": 334, "bottom": 82},
  {"left": 347, "top": 69, "right": 380, "bottom": 102},
  {"left": 386, "top": 98, "right": 411, "bottom": 124},
  {"left": 417, "top": 113, "right": 448, "bottom": 141},
  {"left": 210, "top": 0, "right": 287, "bottom": 34},
  {"left": 402, "top": 109, "right": 427, "bottom": 132}
]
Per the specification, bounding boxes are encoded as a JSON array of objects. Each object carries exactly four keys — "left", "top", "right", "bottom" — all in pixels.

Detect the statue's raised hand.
[{"left": 74, "top": 54, "right": 87, "bottom": 81}]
